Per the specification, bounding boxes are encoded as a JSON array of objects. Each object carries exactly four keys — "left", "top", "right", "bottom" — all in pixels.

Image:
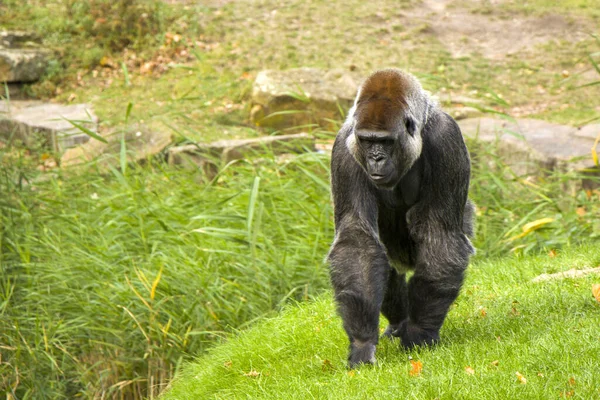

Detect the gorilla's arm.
[
  {"left": 398, "top": 111, "right": 475, "bottom": 348},
  {"left": 327, "top": 128, "right": 390, "bottom": 367}
]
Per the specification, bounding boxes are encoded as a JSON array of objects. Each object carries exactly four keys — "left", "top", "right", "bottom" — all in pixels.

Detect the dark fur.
[{"left": 328, "top": 69, "right": 475, "bottom": 368}]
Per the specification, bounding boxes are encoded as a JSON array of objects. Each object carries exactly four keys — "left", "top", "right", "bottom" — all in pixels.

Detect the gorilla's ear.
[{"left": 405, "top": 117, "right": 416, "bottom": 137}]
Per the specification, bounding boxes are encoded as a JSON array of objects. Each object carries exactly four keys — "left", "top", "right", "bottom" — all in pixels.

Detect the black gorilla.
[{"left": 328, "top": 69, "right": 475, "bottom": 367}]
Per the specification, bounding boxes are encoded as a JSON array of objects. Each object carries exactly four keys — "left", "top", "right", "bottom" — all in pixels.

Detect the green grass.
[
  {"left": 2, "top": 0, "right": 600, "bottom": 398},
  {"left": 1, "top": 138, "right": 599, "bottom": 398},
  {"left": 1, "top": 150, "right": 333, "bottom": 398},
  {"left": 161, "top": 244, "right": 600, "bottom": 399}
]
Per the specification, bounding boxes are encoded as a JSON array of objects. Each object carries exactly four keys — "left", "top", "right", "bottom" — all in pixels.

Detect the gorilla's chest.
[{"left": 377, "top": 204, "right": 416, "bottom": 267}]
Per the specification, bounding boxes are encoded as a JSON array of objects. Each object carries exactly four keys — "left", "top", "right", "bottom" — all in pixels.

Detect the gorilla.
[{"left": 327, "top": 68, "right": 475, "bottom": 368}]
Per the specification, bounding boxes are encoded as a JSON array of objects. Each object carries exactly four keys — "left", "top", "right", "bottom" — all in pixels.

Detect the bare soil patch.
[{"left": 402, "top": 0, "right": 591, "bottom": 59}]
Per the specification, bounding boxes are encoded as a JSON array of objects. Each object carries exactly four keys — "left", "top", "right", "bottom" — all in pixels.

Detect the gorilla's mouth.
[{"left": 370, "top": 173, "right": 386, "bottom": 181}]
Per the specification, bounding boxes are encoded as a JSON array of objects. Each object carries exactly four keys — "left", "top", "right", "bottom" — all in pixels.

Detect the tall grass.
[
  {"left": 1, "top": 147, "right": 332, "bottom": 398},
  {"left": 1, "top": 137, "right": 598, "bottom": 398}
]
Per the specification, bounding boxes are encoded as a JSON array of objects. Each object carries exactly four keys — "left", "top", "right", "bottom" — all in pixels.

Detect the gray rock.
[
  {"left": 458, "top": 117, "right": 599, "bottom": 176},
  {"left": 0, "top": 31, "right": 41, "bottom": 49},
  {"left": 447, "top": 106, "right": 484, "bottom": 121},
  {"left": 61, "top": 123, "right": 173, "bottom": 168},
  {"left": 433, "top": 94, "right": 484, "bottom": 106},
  {"left": 0, "top": 48, "right": 50, "bottom": 82},
  {"left": 0, "top": 100, "right": 98, "bottom": 150},
  {"left": 168, "top": 133, "right": 315, "bottom": 174},
  {"left": 250, "top": 68, "right": 360, "bottom": 131}
]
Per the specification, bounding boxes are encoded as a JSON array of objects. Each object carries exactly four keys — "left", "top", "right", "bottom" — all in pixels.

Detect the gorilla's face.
[
  {"left": 351, "top": 117, "right": 421, "bottom": 189},
  {"left": 355, "top": 130, "right": 399, "bottom": 188}
]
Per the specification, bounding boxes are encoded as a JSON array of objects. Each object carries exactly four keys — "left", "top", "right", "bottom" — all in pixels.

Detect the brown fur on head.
[{"left": 354, "top": 69, "right": 418, "bottom": 132}]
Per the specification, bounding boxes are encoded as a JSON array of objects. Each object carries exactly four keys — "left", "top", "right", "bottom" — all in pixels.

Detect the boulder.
[
  {"left": 458, "top": 117, "right": 600, "bottom": 177},
  {"left": 250, "top": 68, "right": 360, "bottom": 131},
  {"left": 0, "top": 48, "right": 50, "bottom": 83},
  {"left": 0, "top": 101, "right": 98, "bottom": 150},
  {"left": 61, "top": 123, "right": 173, "bottom": 167},
  {"left": 168, "top": 133, "right": 315, "bottom": 174}
]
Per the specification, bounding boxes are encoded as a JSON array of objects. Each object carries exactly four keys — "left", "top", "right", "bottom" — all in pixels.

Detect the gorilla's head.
[{"left": 345, "top": 69, "right": 430, "bottom": 189}]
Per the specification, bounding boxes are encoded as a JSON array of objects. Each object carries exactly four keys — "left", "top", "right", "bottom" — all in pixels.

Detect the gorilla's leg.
[
  {"left": 380, "top": 269, "right": 408, "bottom": 339},
  {"left": 397, "top": 232, "right": 471, "bottom": 348},
  {"left": 328, "top": 228, "right": 389, "bottom": 368}
]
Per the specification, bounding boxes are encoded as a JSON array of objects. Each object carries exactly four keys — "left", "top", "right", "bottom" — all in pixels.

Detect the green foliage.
[
  {"left": 467, "top": 137, "right": 600, "bottom": 256},
  {"left": 1, "top": 135, "right": 599, "bottom": 398},
  {"left": 0, "top": 147, "right": 332, "bottom": 398},
  {"left": 161, "top": 245, "right": 600, "bottom": 399}
]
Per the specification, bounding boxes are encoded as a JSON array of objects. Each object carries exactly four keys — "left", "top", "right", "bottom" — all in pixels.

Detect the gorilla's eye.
[{"left": 405, "top": 117, "right": 416, "bottom": 137}]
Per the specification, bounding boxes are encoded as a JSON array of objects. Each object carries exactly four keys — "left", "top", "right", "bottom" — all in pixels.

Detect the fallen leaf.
[
  {"left": 244, "top": 370, "right": 260, "bottom": 378},
  {"left": 409, "top": 360, "right": 423, "bottom": 377},
  {"left": 548, "top": 249, "right": 557, "bottom": 258},
  {"left": 224, "top": 361, "right": 232, "bottom": 368},
  {"left": 516, "top": 371, "right": 527, "bottom": 384},
  {"left": 568, "top": 377, "right": 576, "bottom": 386},
  {"left": 593, "top": 284, "right": 600, "bottom": 303},
  {"left": 491, "top": 360, "right": 499, "bottom": 367},
  {"left": 537, "top": 372, "right": 545, "bottom": 377},
  {"left": 347, "top": 370, "right": 356, "bottom": 377},
  {"left": 479, "top": 307, "right": 487, "bottom": 317},
  {"left": 560, "top": 391, "right": 574, "bottom": 398},
  {"left": 99, "top": 56, "right": 115, "bottom": 68},
  {"left": 465, "top": 366, "right": 475, "bottom": 375},
  {"left": 508, "top": 217, "right": 554, "bottom": 241},
  {"left": 322, "top": 359, "right": 333, "bottom": 371},
  {"left": 576, "top": 207, "right": 586, "bottom": 217}
]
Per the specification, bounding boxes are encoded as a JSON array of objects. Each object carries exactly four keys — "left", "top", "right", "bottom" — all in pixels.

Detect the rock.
[
  {"left": 573, "top": 124, "right": 600, "bottom": 141},
  {"left": 433, "top": 93, "right": 484, "bottom": 107},
  {"left": 250, "top": 68, "right": 360, "bottom": 131},
  {"left": 0, "top": 101, "right": 98, "bottom": 150},
  {"left": 168, "top": 133, "right": 315, "bottom": 173},
  {"left": 0, "top": 31, "right": 41, "bottom": 49},
  {"left": 459, "top": 117, "right": 600, "bottom": 177},
  {"left": 61, "top": 123, "right": 173, "bottom": 167},
  {"left": 0, "top": 48, "right": 50, "bottom": 83},
  {"left": 447, "top": 106, "right": 484, "bottom": 121}
]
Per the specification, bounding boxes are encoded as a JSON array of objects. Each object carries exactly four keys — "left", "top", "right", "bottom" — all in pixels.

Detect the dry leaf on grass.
[
  {"left": 592, "top": 284, "right": 600, "bottom": 303},
  {"left": 409, "top": 360, "right": 423, "bottom": 377},
  {"left": 490, "top": 360, "right": 499, "bottom": 367},
  {"left": 516, "top": 371, "right": 527, "bottom": 384},
  {"left": 465, "top": 366, "right": 475, "bottom": 375},
  {"left": 244, "top": 370, "right": 260, "bottom": 378}
]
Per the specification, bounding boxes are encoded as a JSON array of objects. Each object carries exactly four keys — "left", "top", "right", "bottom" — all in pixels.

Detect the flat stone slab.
[
  {"left": 61, "top": 123, "right": 173, "bottom": 167},
  {"left": 0, "top": 48, "right": 50, "bottom": 82},
  {"left": 251, "top": 68, "right": 360, "bottom": 131},
  {"left": 168, "top": 133, "right": 315, "bottom": 169},
  {"left": 0, "top": 101, "right": 97, "bottom": 150},
  {"left": 458, "top": 117, "right": 600, "bottom": 175}
]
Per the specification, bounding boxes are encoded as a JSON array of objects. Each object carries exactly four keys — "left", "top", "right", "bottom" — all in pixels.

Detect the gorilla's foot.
[
  {"left": 396, "top": 319, "right": 440, "bottom": 349},
  {"left": 348, "top": 340, "right": 376, "bottom": 368}
]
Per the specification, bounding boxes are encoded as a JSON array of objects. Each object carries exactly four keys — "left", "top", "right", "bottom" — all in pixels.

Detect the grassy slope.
[{"left": 162, "top": 245, "right": 600, "bottom": 400}]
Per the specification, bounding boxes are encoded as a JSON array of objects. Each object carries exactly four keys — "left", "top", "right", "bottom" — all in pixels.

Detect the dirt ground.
[{"left": 405, "top": 0, "right": 591, "bottom": 59}]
